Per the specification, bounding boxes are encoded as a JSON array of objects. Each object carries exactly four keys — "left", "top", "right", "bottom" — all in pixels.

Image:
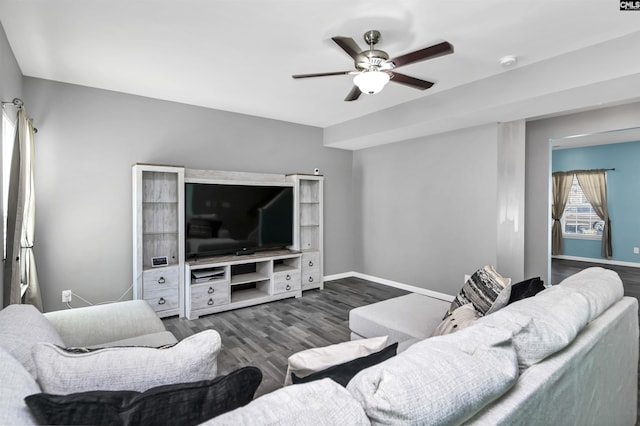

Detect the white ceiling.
[{"left": 1, "top": 1, "right": 640, "bottom": 149}]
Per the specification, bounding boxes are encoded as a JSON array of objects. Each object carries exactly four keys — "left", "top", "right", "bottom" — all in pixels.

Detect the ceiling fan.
[{"left": 292, "top": 30, "right": 454, "bottom": 101}]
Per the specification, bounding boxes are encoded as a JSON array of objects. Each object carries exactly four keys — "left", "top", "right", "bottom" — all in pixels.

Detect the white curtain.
[{"left": 3, "top": 109, "right": 41, "bottom": 310}]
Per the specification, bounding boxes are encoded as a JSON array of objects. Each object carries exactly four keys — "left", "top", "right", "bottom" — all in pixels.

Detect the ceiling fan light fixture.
[{"left": 353, "top": 70, "right": 390, "bottom": 95}]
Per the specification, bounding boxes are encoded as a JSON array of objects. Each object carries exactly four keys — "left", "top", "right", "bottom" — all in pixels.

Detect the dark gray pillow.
[
  {"left": 508, "top": 277, "right": 545, "bottom": 304},
  {"left": 291, "top": 343, "right": 398, "bottom": 387},
  {"left": 24, "top": 366, "right": 262, "bottom": 426}
]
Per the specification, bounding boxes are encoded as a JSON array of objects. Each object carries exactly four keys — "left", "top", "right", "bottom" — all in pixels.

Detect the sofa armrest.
[{"left": 44, "top": 300, "right": 169, "bottom": 348}]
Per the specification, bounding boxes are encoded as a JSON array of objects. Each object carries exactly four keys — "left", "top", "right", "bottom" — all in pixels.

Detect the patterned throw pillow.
[
  {"left": 447, "top": 265, "right": 511, "bottom": 317},
  {"left": 431, "top": 303, "right": 479, "bottom": 337}
]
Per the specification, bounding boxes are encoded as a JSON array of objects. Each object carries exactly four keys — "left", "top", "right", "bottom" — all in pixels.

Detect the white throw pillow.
[
  {"left": 32, "top": 329, "right": 221, "bottom": 394},
  {"left": 284, "top": 335, "right": 388, "bottom": 386},
  {"left": 346, "top": 324, "right": 519, "bottom": 425}
]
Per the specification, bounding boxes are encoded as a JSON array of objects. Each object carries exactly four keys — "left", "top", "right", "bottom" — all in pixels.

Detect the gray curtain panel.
[
  {"left": 551, "top": 172, "right": 573, "bottom": 256},
  {"left": 575, "top": 170, "right": 612, "bottom": 259}
]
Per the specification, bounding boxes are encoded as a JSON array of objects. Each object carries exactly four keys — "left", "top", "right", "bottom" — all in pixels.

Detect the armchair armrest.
[{"left": 44, "top": 300, "right": 170, "bottom": 348}]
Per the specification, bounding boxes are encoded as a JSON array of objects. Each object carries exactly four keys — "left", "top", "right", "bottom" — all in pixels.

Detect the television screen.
[{"left": 185, "top": 183, "right": 293, "bottom": 258}]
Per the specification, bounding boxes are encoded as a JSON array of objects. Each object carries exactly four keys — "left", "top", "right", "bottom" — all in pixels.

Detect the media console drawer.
[
  {"left": 273, "top": 270, "right": 301, "bottom": 294},
  {"left": 144, "top": 289, "right": 179, "bottom": 313},
  {"left": 191, "top": 281, "right": 230, "bottom": 310},
  {"left": 143, "top": 266, "right": 180, "bottom": 293}
]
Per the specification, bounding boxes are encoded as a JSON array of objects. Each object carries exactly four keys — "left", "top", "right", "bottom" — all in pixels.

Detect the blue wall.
[{"left": 552, "top": 141, "right": 640, "bottom": 263}]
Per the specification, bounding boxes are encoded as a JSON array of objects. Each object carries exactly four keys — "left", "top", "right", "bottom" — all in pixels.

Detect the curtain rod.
[
  {"left": 554, "top": 168, "right": 615, "bottom": 174},
  {"left": 1, "top": 98, "right": 24, "bottom": 109},
  {"left": 1, "top": 98, "right": 38, "bottom": 133}
]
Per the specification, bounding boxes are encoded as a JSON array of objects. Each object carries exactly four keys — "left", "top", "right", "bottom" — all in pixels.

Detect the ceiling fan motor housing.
[{"left": 356, "top": 50, "right": 390, "bottom": 71}]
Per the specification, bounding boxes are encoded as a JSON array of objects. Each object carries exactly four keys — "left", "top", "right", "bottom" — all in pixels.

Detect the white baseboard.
[
  {"left": 324, "top": 271, "right": 455, "bottom": 302},
  {"left": 552, "top": 255, "right": 640, "bottom": 269}
]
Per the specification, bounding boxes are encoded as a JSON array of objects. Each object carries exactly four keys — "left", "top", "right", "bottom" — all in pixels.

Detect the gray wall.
[
  {"left": 0, "top": 23, "right": 23, "bottom": 308},
  {"left": 23, "top": 78, "right": 354, "bottom": 312},
  {"left": 352, "top": 124, "right": 500, "bottom": 295},
  {"left": 525, "top": 101, "right": 640, "bottom": 283}
]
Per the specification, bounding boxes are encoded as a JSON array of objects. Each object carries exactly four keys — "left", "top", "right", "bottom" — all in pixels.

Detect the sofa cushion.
[
  {"left": 0, "top": 304, "right": 65, "bottom": 378},
  {"left": 0, "top": 346, "right": 39, "bottom": 425},
  {"left": 24, "top": 366, "right": 261, "bottom": 426},
  {"left": 291, "top": 343, "right": 398, "bottom": 387},
  {"left": 32, "top": 329, "right": 221, "bottom": 394},
  {"left": 349, "top": 293, "right": 451, "bottom": 343},
  {"left": 508, "top": 276, "right": 545, "bottom": 304},
  {"left": 346, "top": 324, "right": 518, "bottom": 425},
  {"left": 203, "top": 378, "right": 370, "bottom": 426},
  {"left": 478, "top": 285, "right": 590, "bottom": 369},
  {"left": 448, "top": 265, "right": 511, "bottom": 317},
  {"left": 284, "top": 335, "right": 388, "bottom": 386},
  {"left": 431, "top": 303, "right": 479, "bottom": 336},
  {"left": 557, "top": 267, "right": 624, "bottom": 322}
]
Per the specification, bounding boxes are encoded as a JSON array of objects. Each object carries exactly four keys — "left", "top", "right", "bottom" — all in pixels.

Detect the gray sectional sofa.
[
  {"left": 209, "top": 267, "right": 638, "bottom": 425},
  {"left": 0, "top": 267, "right": 637, "bottom": 425}
]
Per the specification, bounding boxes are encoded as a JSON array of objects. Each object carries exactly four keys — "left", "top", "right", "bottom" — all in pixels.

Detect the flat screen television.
[{"left": 185, "top": 182, "right": 294, "bottom": 258}]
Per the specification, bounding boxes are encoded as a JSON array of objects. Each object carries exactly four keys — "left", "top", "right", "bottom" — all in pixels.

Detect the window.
[
  {"left": 561, "top": 175, "right": 603, "bottom": 238},
  {"left": 2, "top": 110, "right": 16, "bottom": 259}
]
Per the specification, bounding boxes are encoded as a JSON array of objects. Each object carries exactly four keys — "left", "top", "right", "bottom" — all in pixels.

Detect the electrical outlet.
[
  {"left": 634, "top": 247, "right": 639, "bottom": 255},
  {"left": 61, "top": 290, "right": 72, "bottom": 303}
]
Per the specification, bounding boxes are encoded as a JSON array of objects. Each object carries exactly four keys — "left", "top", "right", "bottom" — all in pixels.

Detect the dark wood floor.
[
  {"left": 164, "top": 261, "right": 640, "bottom": 415},
  {"left": 163, "top": 277, "right": 408, "bottom": 396}
]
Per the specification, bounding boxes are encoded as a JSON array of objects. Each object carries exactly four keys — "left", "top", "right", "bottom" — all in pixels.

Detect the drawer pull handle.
[
  {"left": 308, "top": 276, "right": 314, "bottom": 283},
  {"left": 286, "top": 274, "right": 291, "bottom": 281},
  {"left": 286, "top": 284, "right": 291, "bottom": 291},
  {"left": 158, "top": 297, "right": 166, "bottom": 305},
  {"left": 158, "top": 277, "right": 166, "bottom": 284},
  {"left": 208, "top": 298, "right": 214, "bottom": 306},
  {"left": 208, "top": 287, "right": 214, "bottom": 294},
  {"left": 308, "top": 261, "right": 314, "bottom": 267}
]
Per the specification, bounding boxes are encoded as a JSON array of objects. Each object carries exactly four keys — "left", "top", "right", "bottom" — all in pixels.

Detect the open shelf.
[
  {"left": 231, "top": 272, "right": 269, "bottom": 286},
  {"left": 231, "top": 287, "right": 270, "bottom": 304}
]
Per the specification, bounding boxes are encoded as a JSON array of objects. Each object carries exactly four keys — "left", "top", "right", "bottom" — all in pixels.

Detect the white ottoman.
[{"left": 349, "top": 293, "right": 451, "bottom": 346}]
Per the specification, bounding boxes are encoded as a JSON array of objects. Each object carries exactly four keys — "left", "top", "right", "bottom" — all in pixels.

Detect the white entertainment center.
[{"left": 132, "top": 164, "right": 324, "bottom": 319}]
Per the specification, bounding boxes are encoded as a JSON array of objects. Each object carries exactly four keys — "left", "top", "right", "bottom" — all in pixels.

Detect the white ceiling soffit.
[
  {"left": 1, "top": 1, "right": 640, "bottom": 151},
  {"left": 551, "top": 126, "right": 640, "bottom": 150}
]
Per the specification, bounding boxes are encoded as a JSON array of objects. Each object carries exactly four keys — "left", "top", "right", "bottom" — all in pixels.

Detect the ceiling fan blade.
[
  {"left": 389, "top": 72, "right": 434, "bottom": 90},
  {"left": 388, "top": 41, "right": 454, "bottom": 69},
  {"left": 344, "top": 86, "right": 362, "bottom": 102},
  {"left": 292, "top": 70, "right": 354, "bottom": 79},
  {"left": 332, "top": 36, "right": 362, "bottom": 60}
]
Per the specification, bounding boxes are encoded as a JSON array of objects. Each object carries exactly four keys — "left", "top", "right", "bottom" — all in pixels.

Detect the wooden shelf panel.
[{"left": 231, "top": 272, "right": 269, "bottom": 285}]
